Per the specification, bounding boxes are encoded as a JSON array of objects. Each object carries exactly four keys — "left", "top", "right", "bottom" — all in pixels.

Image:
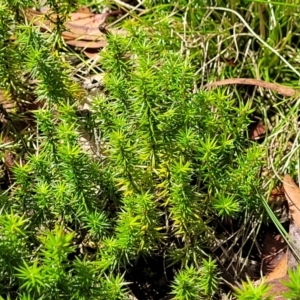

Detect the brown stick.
[{"left": 204, "top": 78, "right": 299, "bottom": 97}]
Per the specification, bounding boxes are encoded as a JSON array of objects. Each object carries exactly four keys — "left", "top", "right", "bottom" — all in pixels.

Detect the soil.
[{"left": 124, "top": 254, "right": 177, "bottom": 300}]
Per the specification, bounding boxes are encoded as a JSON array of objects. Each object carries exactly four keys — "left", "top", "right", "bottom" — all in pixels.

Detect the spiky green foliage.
[
  {"left": 1, "top": 0, "right": 300, "bottom": 299},
  {"left": 170, "top": 258, "right": 219, "bottom": 299},
  {"left": 0, "top": 1, "right": 265, "bottom": 298},
  {"left": 234, "top": 277, "right": 273, "bottom": 300},
  {"left": 282, "top": 266, "right": 300, "bottom": 300},
  {"left": 92, "top": 21, "right": 264, "bottom": 274}
]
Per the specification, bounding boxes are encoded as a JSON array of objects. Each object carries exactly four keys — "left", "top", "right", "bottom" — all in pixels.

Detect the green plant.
[
  {"left": 91, "top": 16, "right": 265, "bottom": 296},
  {"left": 170, "top": 258, "right": 219, "bottom": 299},
  {"left": 282, "top": 265, "right": 300, "bottom": 300},
  {"left": 1, "top": 0, "right": 300, "bottom": 299},
  {"left": 234, "top": 277, "right": 273, "bottom": 300},
  {"left": 199, "top": 257, "right": 219, "bottom": 298},
  {"left": 171, "top": 265, "right": 203, "bottom": 300},
  {"left": 213, "top": 193, "right": 240, "bottom": 221},
  {"left": 0, "top": 1, "right": 131, "bottom": 298}
]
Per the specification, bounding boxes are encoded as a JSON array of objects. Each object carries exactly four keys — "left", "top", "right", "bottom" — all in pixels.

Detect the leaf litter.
[
  {"left": 22, "top": 7, "right": 125, "bottom": 57},
  {"left": 263, "top": 174, "right": 300, "bottom": 296}
]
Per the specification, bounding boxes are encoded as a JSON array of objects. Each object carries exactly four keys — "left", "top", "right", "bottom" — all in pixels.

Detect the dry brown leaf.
[
  {"left": 250, "top": 120, "right": 266, "bottom": 140},
  {"left": 265, "top": 252, "right": 287, "bottom": 282},
  {"left": 204, "top": 78, "right": 299, "bottom": 97},
  {"left": 261, "top": 230, "right": 287, "bottom": 274},
  {"left": 83, "top": 50, "right": 100, "bottom": 60},
  {"left": 65, "top": 39, "right": 107, "bottom": 49},
  {"left": 283, "top": 174, "right": 300, "bottom": 227},
  {"left": 24, "top": 8, "right": 123, "bottom": 49},
  {"left": 244, "top": 176, "right": 300, "bottom": 294},
  {"left": 266, "top": 274, "right": 290, "bottom": 300},
  {"left": 25, "top": 9, "right": 108, "bottom": 39},
  {"left": 264, "top": 174, "right": 300, "bottom": 280},
  {"left": 64, "top": 12, "right": 109, "bottom": 38},
  {"left": 287, "top": 220, "right": 300, "bottom": 270}
]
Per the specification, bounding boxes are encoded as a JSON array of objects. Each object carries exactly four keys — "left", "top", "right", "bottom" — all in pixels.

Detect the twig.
[{"left": 204, "top": 78, "right": 299, "bottom": 97}]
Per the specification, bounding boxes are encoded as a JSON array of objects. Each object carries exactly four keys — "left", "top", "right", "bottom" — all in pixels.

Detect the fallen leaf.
[
  {"left": 287, "top": 220, "right": 300, "bottom": 270},
  {"left": 250, "top": 120, "right": 266, "bottom": 140},
  {"left": 283, "top": 174, "right": 300, "bottom": 227},
  {"left": 262, "top": 231, "right": 287, "bottom": 274},
  {"left": 266, "top": 274, "right": 290, "bottom": 300},
  {"left": 278, "top": 174, "right": 300, "bottom": 262},
  {"left": 23, "top": 8, "right": 123, "bottom": 50},
  {"left": 83, "top": 50, "right": 100, "bottom": 60},
  {"left": 241, "top": 176, "right": 300, "bottom": 295},
  {"left": 64, "top": 12, "right": 110, "bottom": 39},
  {"left": 64, "top": 39, "right": 107, "bottom": 49},
  {"left": 265, "top": 175, "right": 300, "bottom": 277},
  {"left": 265, "top": 252, "right": 287, "bottom": 282}
]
